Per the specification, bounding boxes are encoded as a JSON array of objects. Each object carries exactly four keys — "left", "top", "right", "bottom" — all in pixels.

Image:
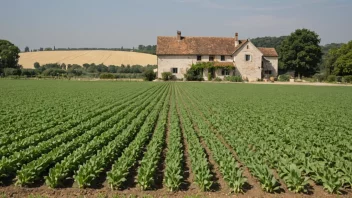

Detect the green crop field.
[{"left": 0, "top": 80, "right": 351, "bottom": 197}]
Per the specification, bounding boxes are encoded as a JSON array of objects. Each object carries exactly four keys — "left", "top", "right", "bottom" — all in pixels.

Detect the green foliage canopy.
[
  {"left": 327, "top": 41, "right": 352, "bottom": 76},
  {"left": 0, "top": 40, "right": 21, "bottom": 72},
  {"left": 143, "top": 70, "right": 156, "bottom": 81},
  {"left": 279, "top": 29, "right": 322, "bottom": 77}
]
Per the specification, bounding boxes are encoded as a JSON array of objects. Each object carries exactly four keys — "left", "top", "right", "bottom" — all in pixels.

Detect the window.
[
  {"left": 209, "top": 55, "right": 214, "bottom": 62},
  {"left": 221, "top": 55, "right": 225, "bottom": 61},
  {"left": 247, "top": 45, "right": 249, "bottom": 49},
  {"left": 264, "top": 70, "right": 272, "bottom": 74},
  {"left": 197, "top": 55, "right": 202, "bottom": 61},
  {"left": 171, "top": 68, "right": 178, "bottom": 74},
  {"left": 245, "top": 54, "right": 251, "bottom": 61},
  {"left": 221, "top": 69, "right": 230, "bottom": 76}
]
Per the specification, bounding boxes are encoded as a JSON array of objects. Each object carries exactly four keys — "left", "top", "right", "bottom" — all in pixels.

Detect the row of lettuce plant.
[
  {"left": 73, "top": 85, "right": 169, "bottom": 188},
  {"left": 136, "top": 89, "right": 171, "bottom": 190},
  {"left": 163, "top": 88, "right": 183, "bottom": 191},
  {"left": 0, "top": 86, "right": 156, "bottom": 157},
  {"left": 175, "top": 85, "right": 247, "bottom": 193},
  {"left": 0, "top": 84, "right": 163, "bottom": 181}
]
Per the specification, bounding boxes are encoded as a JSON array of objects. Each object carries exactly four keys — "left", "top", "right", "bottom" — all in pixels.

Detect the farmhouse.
[{"left": 156, "top": 31, "right": 278, "bottom": 81}]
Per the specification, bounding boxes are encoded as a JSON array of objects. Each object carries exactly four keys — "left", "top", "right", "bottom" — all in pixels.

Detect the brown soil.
[{"left": 2, "top": 183, "right": 352, "bottom": 198}]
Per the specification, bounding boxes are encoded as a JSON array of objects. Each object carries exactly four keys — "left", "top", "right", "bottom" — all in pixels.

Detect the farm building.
[{"left": 156, "top": 31, "right": 278, "bottom": 81}]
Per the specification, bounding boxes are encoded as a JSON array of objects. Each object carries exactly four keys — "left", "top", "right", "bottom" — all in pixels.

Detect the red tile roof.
[
  {"left": 258, "top": 47, "right": 278, "bottom": 57},
  {"left": 156, "top": 36, "right": 247, "bottom": 55},
  {"left": 213, "top": 61, "right": 235, "bottom": 67}
]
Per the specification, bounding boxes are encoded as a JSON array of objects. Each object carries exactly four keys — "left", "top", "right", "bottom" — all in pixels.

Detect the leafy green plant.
[
  {"left": 214, "top": 77, "right": 222, "bottom": 82},
  {"left": 279, "top": 164, "right": 309, "bottom": 193},
  {"left": 137, "top": 94, "right": 170, "bottom": 190},
  {"left": 161, "top": 72, "right": 173, "bottom": 81},
  {"left": 314, "top": 168, "right": 343, "bottom": 194},
  {"left": 278, "top": 74, "right": 290, "bottom": 82},
  {"left": 327, "top": 75, "right": 336, "bottom": 82},
  {"left": 163, "top": 95, "right": 183, "bottom": 191}
]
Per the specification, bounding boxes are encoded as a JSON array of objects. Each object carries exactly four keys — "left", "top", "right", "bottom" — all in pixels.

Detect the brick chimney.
[
  {"left": 177, "top": 31, "right": 181, "bottom": 40},
  {"left": 235, "top": 32, "right": 239, "bottom": 47}
]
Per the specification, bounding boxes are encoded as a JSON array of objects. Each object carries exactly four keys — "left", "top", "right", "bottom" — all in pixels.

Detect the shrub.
[
  {"left": 4, "top": 68, "right": 21, "bottom": 76},
  {"left": 336, "top": 76, "right": 342, "bottom": 83},
  {"left": 42, "top": 69, "right": 66, "bottom": 76},
  {"left": 278, "top": 74, "right": 290, "bottom": 82},
  {"left": 302, "top": 77, "right": 315, "bottom": 82},
  {"left": 224, "top": 75, "right": 243, "bottom": 82},
  {"left": 161, "top": 72, "right": 173, "bottom": 81},
  {"left": 143, "top": 70, "right": 156, "bottom": 81},
  {"left": 313, "top": 74, "right": 325, "bottom": 82},
  {"left": 99, "top": 73, "right": 115, "bottom": 79},
  {"left": 207, "top": 73, "right": 212, "bottom": 81},
  {"left": 184, "top": 68, "right": 203, "bottom": 81},
  {"left": 327, "top": 75, "right": 336, "bottom": 82},
  {"left": 343, "top": 75, "right": 352, "bottom": 83},
  {"left": 21, "top": 69, "right": 37, "bottom": 77},
  {"left": 214, "top": 77, "right": 222, "bottom": 81}
]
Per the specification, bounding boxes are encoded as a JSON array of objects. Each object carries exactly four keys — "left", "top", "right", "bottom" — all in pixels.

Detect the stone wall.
[
  {"left": 157, "top": 55, "right": 233, "bottom": 79},
  {"left": 233, "top": 41, "right": 263, "bottom": 81},
  {"left": 263, "top": 56, "right": 279, "bottom": 77}
]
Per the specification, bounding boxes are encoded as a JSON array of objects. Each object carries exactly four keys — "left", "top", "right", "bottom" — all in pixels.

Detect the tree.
[
  {"left": 0, "top": 40, "right": 21, "bottom": 73},
  {"left": 83, "top": 63, "right": 90, "bottom": 70},
  {"left": 279, "top": 29, "right": 322, "bottom": 77},
  {"left": 34, "top": 62, "right": 41, "bottom": 69},
  {"left": 329, "top": 41, "right": 352, "bottom": 76},
  {"left": 143, "top": 70, "right": 156, "bottom": 81},
  {"left": 108, "top": 65, "right": 117, "bottom": 73},
  {"left": 61, "top": 63, "right": 67, "bottom": 70},
  {"left": 25, "top": 46, "right": 30, "bottom": 52},
  {"left": 87, "top": 65, "right": 97, "bottom": 73},
  {"left": 4, "top": 68, "right": 21, "bottom": 76}
]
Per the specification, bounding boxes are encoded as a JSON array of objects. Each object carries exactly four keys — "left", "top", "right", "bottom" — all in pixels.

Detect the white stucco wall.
[
  {"left": 263, "top": 56, "right": 278, "bottom": 77},
  {"left": 214, "top": 68, "right": 234, "bottom": 79},
  {"left": 157, "top": 55, "right": 233, "bottom": 79},
  {"left": 157, "top": 55, "right": 195, "bottom": 79},
  {"left": 233, "top": 41, "right": 263, "bottom": 81}
]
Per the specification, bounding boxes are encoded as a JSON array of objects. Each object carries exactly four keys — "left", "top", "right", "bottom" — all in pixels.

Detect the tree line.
[
  {"left": 2, "top": 61, "right": 156, "bottom": 79},
  {"left": 2, "top": 29, "right": 352, "bottom": 80},
  {"left": 251, "top": 30, "right": 351, "bottom": 78},
  {"left": 23, "top": 45, "right": 157, "bottom": 55}
]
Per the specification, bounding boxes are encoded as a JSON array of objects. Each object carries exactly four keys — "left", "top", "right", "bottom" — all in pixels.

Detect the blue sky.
[{"left": 1, "top": 0, "right": 351, "bottom": 50}]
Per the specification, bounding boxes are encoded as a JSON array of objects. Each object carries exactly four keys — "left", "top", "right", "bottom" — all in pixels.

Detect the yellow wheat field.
[{"left": 19, "top": 50, "right": 157, "bottom": 69}]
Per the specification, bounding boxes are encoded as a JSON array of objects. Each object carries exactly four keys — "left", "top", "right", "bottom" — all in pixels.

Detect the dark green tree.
[
  {"left": 24, "top": 46, "right": 30, "bottom": 52},
  {"left": 0, "top": 40, "right": 21, "bottom": 72},
  {"left": 279, "top": 29, "right": 322, "bottom": 77},
  {"left": 61, "top": 63, "right": 67, "bottom": 70},
  {"left": 108, "top": 65, "right": 117, "bottom": 73},
  {"left": 143, "top": 70, "right": 156, "bottom": 81},
  {"left": 330, "top": 41, "right": 352, "bottom": 76},
  {"left": 34, "top": 62, "right": 41, "bottom": 69},
  {"left": 87, "top": 65, "right": 97, "bottom": 73}
]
